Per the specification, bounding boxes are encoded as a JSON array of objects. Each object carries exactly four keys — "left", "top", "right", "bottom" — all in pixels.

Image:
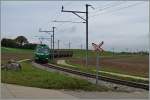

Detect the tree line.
[{"left": 1, "top": 36, "right": 37, "bottom": 49}]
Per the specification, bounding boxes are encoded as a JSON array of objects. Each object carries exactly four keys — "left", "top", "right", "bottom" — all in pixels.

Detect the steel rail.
[{"left": 39, "top": 63, "right": 149, "bottom": 90}]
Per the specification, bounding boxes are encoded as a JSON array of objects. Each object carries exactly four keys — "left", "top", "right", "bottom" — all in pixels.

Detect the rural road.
[{"left": 1, "top": 83, "right": 149, "bottom": 99}]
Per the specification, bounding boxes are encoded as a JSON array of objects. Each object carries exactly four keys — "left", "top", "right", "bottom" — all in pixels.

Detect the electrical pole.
[
  {"left": 69, "top": 41, "right": 71, "bottom": 49},
  {"left": 57, "top": 40, "right": 60, "bottom": 58},
  {"left": 112, "top": 48, "right": 114, "bottom": 56},
  {"left": 85, "top": 4, "right": 89, "bottom": 67},
  {"left": 81, "top": 44, "right": 83, "bottom": 50},
  {"left": 34, "top": 36, "right": 50, "bottom": 45},
  {"left": 52, "top": 27, "right": 55, "bottom": 60},
  {"left": 51, "top": 35, "right": 53, "bottom": 50},
  {"left": 39, "top": 38, "right": 42, "bottom": 44},
  {"left": 39, "top": 27, "right": 56, "bottom": 60},
  {"left": 61, "top": 4, "right": 93, "bottom": 67},
  {"left": 58, "top": 40, "right": 60, "bottom": 49}
]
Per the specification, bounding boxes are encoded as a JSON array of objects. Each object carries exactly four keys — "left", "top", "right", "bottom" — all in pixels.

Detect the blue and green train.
[
  {"left": 34, "top": 44, "right": 73, "bottom": 63},
  {"left": 34, "top": 44, "right": 50, "bottom": 63}
]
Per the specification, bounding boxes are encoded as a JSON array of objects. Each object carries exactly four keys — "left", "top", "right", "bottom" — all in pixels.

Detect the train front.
[{"left": 34, "top": 45, "right": 49, "bottom": 63}]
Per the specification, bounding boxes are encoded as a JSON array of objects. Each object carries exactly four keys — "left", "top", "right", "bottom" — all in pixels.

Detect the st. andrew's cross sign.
[
  {"left": 92, "top": 41, "right": 104, "bottom": 52},
  {"left": 92, "top": 41, "right": 104, "bottom": 84}
]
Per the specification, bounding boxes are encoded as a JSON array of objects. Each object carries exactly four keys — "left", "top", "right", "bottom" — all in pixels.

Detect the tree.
[
  {"left": 1, "top": 38, "right": 18, "bottom": 47},
  {"left": 15, "top": 36, "right": 28, "bottom": 46}
]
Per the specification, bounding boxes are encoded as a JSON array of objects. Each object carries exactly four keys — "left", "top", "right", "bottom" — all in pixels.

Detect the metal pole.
[
  {"left": 69, "top": 41, "right": 70, "bottom": 49},
  {"left": 81, "top": 44, "right": 83, "bottom": 66},
  {"left": 58, "top": 40, "right": 60, "bottom": 58},
  {"left": 51, "top": 35, "right": 53, "bottom": 59},
  {"left": 113, "top": 48, "right": 114, "bottom": 56},
  {"left": 86, "top": 4, "right": 88, "bottom": 67},
  {"left": 61, "top": 4, "right": 91, "bottom": 67},
  {"left": 81, "top": 44, "right": 83, "bottom": 50},
  {"left": 58, "top": 40, "right": 60, "bottom": 49},
  {"left": 52, "top": 27, "right": 55, "bottom": 60},
  {"left": 51, "top": 35, "right": 53, "bottom": 49},
  {"left": 96, "top": 52, "right": 99, "bottom": 84}
]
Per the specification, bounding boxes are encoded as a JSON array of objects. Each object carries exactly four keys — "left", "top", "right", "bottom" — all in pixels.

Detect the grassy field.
[
  {"left": 1, "top": 47, "right": 109, "bottom": 91},
  {"left": 55, "top": 60, "right": 148, "bottom": 84},
  {"left": 1, "top": 47, "right": 149, "bottom": 84},
  {"left": 1, "top": 61, "right": 108, "bottom": 91},
  {"left": 1, "top": 47, "right": 34, "bottom": 64},
  {"left": 72, "top": 49, "right": 114, "bottom": 58},
  {"left": 67, "top": 55, "right": 149, "bottom": 78},
  {"left": 71, "top": 49, "right": 145, "bottom": 58}
]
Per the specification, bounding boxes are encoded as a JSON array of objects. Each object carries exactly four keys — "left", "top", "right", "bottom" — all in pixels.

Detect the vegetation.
[
  {"left": 1, "top": 46, "right": 148, "bottom": 86},
  {"left": 1, "top": 47, "right": 34, "bottom": 64},
  {"left": 1, "top": 36, "right": 37, "bottom": 49},
  {"left": 55, "top": 59, "right": 149, "bottom": 84},
  {"left": 71, "top": 49, "right": 148, "bottom": 59},
  {"left": 14, "top": 36, "right": 29, "bottom": 46},
  {"left": 1, "top": 61, "right": 109, "bottom": 91},
  {"left": 72, "top": 49, "right": 113, "bottom": 58}
]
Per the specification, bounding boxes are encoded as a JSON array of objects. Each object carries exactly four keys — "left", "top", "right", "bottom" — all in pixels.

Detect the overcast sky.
[{"left": 1, "top": 1, "right": 149, "bottom": 51}]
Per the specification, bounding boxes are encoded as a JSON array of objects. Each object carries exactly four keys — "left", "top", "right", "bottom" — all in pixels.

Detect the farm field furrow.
[{"left": 67, "top": 55, "right": 149, "bottom": 78}]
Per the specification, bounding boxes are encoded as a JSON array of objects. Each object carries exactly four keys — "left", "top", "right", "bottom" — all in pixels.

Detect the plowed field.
[{"left": 69, "top": 56, "right": 149, "bottom": 78}]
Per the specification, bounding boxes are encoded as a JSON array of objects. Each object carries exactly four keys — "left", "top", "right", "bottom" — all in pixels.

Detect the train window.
[{"left": 36, "top": 47, "right": 49, "bottom": 54}]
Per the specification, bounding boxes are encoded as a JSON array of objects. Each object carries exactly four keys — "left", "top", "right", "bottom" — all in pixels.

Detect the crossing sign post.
[{"left": 92, "top": 41, "right": 104, "bottom": 84}]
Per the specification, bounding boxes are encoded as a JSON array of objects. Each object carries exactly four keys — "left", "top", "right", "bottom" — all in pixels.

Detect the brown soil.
[
  {"left": 1, "top": 52, "right": 33, "bottom": 64},
  {"left": 69, "top": 56, "right": 149, "bottom": 78}
]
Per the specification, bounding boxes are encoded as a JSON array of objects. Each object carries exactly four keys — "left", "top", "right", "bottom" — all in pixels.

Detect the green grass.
[
  {"left": 1, "top": 47, "right": 34, "bottom": 64},
  {"left": 1, "top": 47, "right": 148, "bottom": 85},
  {"left": 1, "top": 61, "right": 109, "bottom": 91},
  {"left": 72, "top": 49, "right": 114, "bottom": 58},
  {"left": 1, "top": 47, "right": 34, "bottom": 53}
]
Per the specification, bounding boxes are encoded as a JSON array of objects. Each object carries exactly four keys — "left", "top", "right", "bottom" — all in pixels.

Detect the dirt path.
[{"left": 1, "top": 83, "right": 148, "bottom": 99}]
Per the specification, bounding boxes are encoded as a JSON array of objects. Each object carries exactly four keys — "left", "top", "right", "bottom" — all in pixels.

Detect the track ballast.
[{"left": 38, "top": 62, "right": 149, "bottom": 90}]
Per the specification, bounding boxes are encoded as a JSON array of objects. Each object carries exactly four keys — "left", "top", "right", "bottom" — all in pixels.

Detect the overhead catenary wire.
[
  {"left": 90, "top": 1, "right": 125, "bottom": 14},
  {"left": 55, "top": 1, "right": 125, "bottom": 32},
  {"left": 39, "top": 1, "right": 72, "bottom": 30},
  {"left": 89, "top": 1, "right": 146, "bottom": 18},
  {"left": 52, "top": 20, "right": 85, "bottom": 23}
]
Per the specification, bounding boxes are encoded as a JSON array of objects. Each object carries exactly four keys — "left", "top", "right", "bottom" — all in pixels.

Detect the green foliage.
[
  {"left": 1, "top": 36, "right": 37, "bottom": 50},
  {"left": 15, "top": 36, "right": 28, "bottom": 46},
  {"left": 1, "top": 38, "right": 18, "bottom": 48}
]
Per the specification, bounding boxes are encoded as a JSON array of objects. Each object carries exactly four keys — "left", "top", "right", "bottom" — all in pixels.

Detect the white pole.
[{"left": 96, "top": 52, "right": 99, "bottom": 84}]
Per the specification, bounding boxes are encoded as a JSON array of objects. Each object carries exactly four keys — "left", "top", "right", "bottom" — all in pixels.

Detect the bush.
[
  {"left": 1, "top": 38, "right": 18, "bottom": 48},
  {"left": 1, "top": 38, "right": 37, "bottom": 50},
  {"left": 21, "top": 43, "right": 37, "bottom": 49}
]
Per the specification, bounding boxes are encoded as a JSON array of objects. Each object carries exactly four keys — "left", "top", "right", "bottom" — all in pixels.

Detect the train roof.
[{"left": 36, "top": 44, "right": 49, "bottom": 49}]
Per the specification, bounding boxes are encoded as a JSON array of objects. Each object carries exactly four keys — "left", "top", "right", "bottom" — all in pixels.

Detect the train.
[
  {"left": 34, "top": 44, "right": 50, "bottom": 63},
  {"left": 34, "top": 44, "right": 73, "bottom": 63}
]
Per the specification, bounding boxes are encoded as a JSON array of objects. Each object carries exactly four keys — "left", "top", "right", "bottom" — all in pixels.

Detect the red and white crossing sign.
[{"left": 92, "top": 41, "right": 104, "bottom": 52}]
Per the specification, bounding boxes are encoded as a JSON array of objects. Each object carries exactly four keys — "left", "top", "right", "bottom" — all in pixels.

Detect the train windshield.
[{"left": 36, "top": 47, "right": 49, "bottom": 54}]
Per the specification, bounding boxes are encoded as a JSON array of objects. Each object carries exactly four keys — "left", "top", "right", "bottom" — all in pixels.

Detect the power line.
[
  {"left": 52, "top": 20, "right": 85, "bottom": 23},
  {"left": 39, "top": 1, "right": 72, "bottom": 30},
  {"left": 108, "top": 1, "right": 146, "bottom": 15},
  {"left": 61, "top": 4, "right": 94, "bottom": 67},
  {"left": 39, "top": 27, "right": 56, "bottom": 60},
  {"left": 89, "top": 1, "right": 146, "bottom": 18},
  {"left": 90, "top": 1, "right": 124, "bottom": 14}
]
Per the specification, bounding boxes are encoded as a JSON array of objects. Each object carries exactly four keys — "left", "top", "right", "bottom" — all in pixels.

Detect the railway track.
[{"left": 39, "top": 62, "right": 149, "bottom": 90}]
